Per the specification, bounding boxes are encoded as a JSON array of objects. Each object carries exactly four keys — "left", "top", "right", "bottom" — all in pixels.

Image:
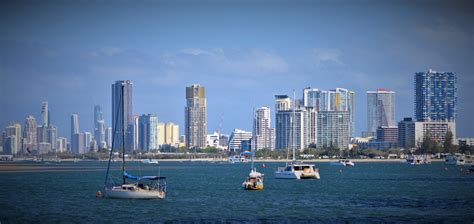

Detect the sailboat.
[
  {"left": 242, "top": 110, "right": 264, "bottom": 190},
  {"left": 274, "top": 92, "right": 320, "bottom": 179},
  {"left": 103, "top": 83, "right": 166, "bottom": 199}
]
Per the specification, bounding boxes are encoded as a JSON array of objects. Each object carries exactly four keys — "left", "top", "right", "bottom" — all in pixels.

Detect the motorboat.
[
  {"left": 406, "top": 155, "right": 430, "bottom": 165},
  {"left": 228, "top": 155, "right": 247, "bottom": 163},
  {"left": 330, "top": 159, "right": 355, "bottom": 166},
  {"left": 142, "top": 159, "right": 159, "bottom": 164}
]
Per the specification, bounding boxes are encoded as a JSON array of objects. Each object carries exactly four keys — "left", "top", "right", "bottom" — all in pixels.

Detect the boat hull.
[
  {"left": 104, "top": 188, "right": 165, "bottom": 199},
  {"left": 274, "top": 171, "right": 300, "bottom": 179}
]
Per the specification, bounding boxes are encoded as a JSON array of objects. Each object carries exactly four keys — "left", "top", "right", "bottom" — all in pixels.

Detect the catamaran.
[
  {"left": 102, "top": 83, "right": 166, "bottom": 199},
  {"left": 274, "top": 92, "right": 320, "bottom": 180}
]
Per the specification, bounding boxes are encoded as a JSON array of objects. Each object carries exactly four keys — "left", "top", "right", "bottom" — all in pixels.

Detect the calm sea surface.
[{"left": 0, "top": 161, "right": 473, "bottom": 223}]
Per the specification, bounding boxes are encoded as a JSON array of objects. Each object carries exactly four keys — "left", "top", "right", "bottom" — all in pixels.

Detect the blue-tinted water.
[{"left": 0, "top": 161, "right": 473, "bottom": 223}]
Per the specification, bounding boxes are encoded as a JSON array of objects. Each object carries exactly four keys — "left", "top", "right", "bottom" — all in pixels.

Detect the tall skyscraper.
[
  {"left": 253, "top": 107, "right": 274, "bottom": 150},
  {"left": 367, "top": 89, "right": 396, "bottom": 135},
  {"left": 112, "top": 80, "right": 134, "bottom": 151},
  {"left": 71, "top": 114, "right": 79, "bottom": 144},
  {"left": 138, "top": 114, "right": 159, "bottom": 151},
  {"left": 317, "top": 111, "right": 350, "bottom": 150},
  {"left": 46, "top": 125, "right": 57, "bottom": 152},
  {"left": 84, "top": 132, "right": 92, "bottom": 152},
  {"left": 185, "top": 84, "right": 207, "bottom": 148},
  {"left": 96, "top": 120, "right": 106, "bottom": 149},
  {"left": 41, "top": 101, "right": 49, "bottom": 127},
  {"left": 23, "top": 115, "right": 38, "bottom": 153},
  {"left": 415, "top": 69, "right": 457, "bottom": 122},
  {"left": 94, "top": 105, "right": 104, "bottom": 130},
  {"left": 5, "top": 123, "right": 22, "bottom": 154}
]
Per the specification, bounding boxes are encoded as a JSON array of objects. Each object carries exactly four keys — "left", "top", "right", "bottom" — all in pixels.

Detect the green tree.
[{"left": 443, "top": 129, "right": 454, "bottom": 153}]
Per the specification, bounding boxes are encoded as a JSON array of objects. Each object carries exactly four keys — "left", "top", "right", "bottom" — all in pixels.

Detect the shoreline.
[{"left": 6, "top": 158, "right": 446, "bottom": 163}]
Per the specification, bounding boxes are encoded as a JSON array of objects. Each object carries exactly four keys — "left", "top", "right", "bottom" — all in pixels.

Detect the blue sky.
[{"left": 0, "top": 0, "right": 473, "bottom": 139}]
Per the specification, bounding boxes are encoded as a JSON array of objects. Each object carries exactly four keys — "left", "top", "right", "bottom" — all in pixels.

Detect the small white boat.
[
  {"left": 406, "top": 155, "right": 430, "bottom": 165},
  {"left": 142, "top": 159, "right": 159, "bottom": 164},
  {"left": 330, "top": 159, "right": 355, "bottom": 166},
  {"left": 275, "top": 161, "right": 320, "bottom": 179},
  {"left": 228, "top": 155, "right": 247, "bottom": 163}
]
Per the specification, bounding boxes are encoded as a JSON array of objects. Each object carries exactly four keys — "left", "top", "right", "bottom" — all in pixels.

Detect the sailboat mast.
[
  {"left": 251, "top": 107, "right": 255, "bottom": 170},
  {"left": 121, "top": 84, "right": 126, "bottom": 185},
  {"left": 292, "top": 90, "right": 296, "bottom": 161}
]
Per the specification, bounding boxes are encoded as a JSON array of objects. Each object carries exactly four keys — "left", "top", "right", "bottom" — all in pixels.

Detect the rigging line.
[{"left": 104, "top": 85, "right": 123, "bottom": 188}]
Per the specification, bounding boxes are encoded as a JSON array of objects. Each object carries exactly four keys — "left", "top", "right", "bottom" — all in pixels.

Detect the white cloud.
[
  {"left": 311, "top": 48, "right": 344, "bottom": 66},
  {"left": 167, "top": 48, "right": 289, "bottom": 75}
]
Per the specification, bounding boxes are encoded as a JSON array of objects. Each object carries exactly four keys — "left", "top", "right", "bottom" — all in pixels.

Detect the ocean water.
[{"left": 0, "top": 161, "right": 473, "bottom": 223}]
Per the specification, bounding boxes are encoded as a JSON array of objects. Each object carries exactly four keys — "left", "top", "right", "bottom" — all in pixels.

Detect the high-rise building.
[
  {"left": 72, "top": 133, "right": 85, "bottom": 154},
  {"left": 56, "top": 137, "right": 67, "bottom": 152},
  {"left": 275, "top": 95, "right": 291, "bottom": 112},
  {"left": 105, "top": 127, "right": 112, "bottom": 148},
  {"left": 301, "top": 88, "right": 355, "bottom": 137},
  {"left": 185, "top": 84, "right": 207, "bottom": 148},
  {"left": 38, "top": 142, "right": 51, "bottom": 154},
  {"left": 132, "top": 114, "right": 139, "bottom": 151},
  {"left": 303, "top": 88, "right": 322, "bottom": 110},
  {"left": 367, "top": 89, "right": 396, "bottom": 135},
  {"left": 414, "top": 121, "right": 456, "bottom": 145},
  {"left": 84, "top": 132, "right": 92, "bottom": 152},
  {"left": 94, "top": 105, "right": 104, "bottom": 130},
  {"left": 165, "top": 122, "right": 179, "bottom": 145},
  {"left": 138, "top": 114, "right": 159, "bottom": 151},
  {"left": 376, "top": 126, "right": 398, "bottom": 143},
  {"left": 23, "top": 115, "right": 38, "bottom": 153},
  {"left": 317, "top": 111, "right": 350, "bottom": 150},
  {"left": 275, "top": 109, "right": 306, "bottom": 150},
  {"left": 157, "top": 122, "right": 165, "bottom": 146},
  {"left": 415, "top": 69, "right": 457, "bottom": 122},
  {"left": 112, "top": 80, "right": 134, "bottom": 152},
  {"left": 5, "top": 123, "right": 21, "bottom": 154},
  {"left": 253, "top": 107, "right": 274, "bottom": 150},
  {"left": 41, "top": 101, "right": 49, "bottom": 127},
  {"left": 398, "top": 117, "right": 416, "bottom": 149},
  {"left": 46, "top": 125, "right": 57, "bottom": 152},
  {"left": 275, "top": 95, "right": 317, "bottom": 151},
  {"left": 71, "top": 114, "right": 79, "bottom": 145},
  {"left": 96, "top": 120, "right": 106, "bottom": 149},
  {"left": 228, "top": 129, "right": 252, "bottom": 152}
]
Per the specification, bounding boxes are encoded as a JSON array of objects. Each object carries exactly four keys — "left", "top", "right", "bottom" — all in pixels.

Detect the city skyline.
[{"left": 0, "top": 0, "right": 473, "bottom": 138}]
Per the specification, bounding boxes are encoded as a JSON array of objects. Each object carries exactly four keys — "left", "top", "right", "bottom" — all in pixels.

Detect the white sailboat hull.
[
  {"left": 274, "top": 171, "right": 300, "bottom": 179},
  {"left": 104, "top": 188, "right": 165, "bottom": 199},
  {"left": 274, "top": 170, "right": 320, "bottom": 179}
]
